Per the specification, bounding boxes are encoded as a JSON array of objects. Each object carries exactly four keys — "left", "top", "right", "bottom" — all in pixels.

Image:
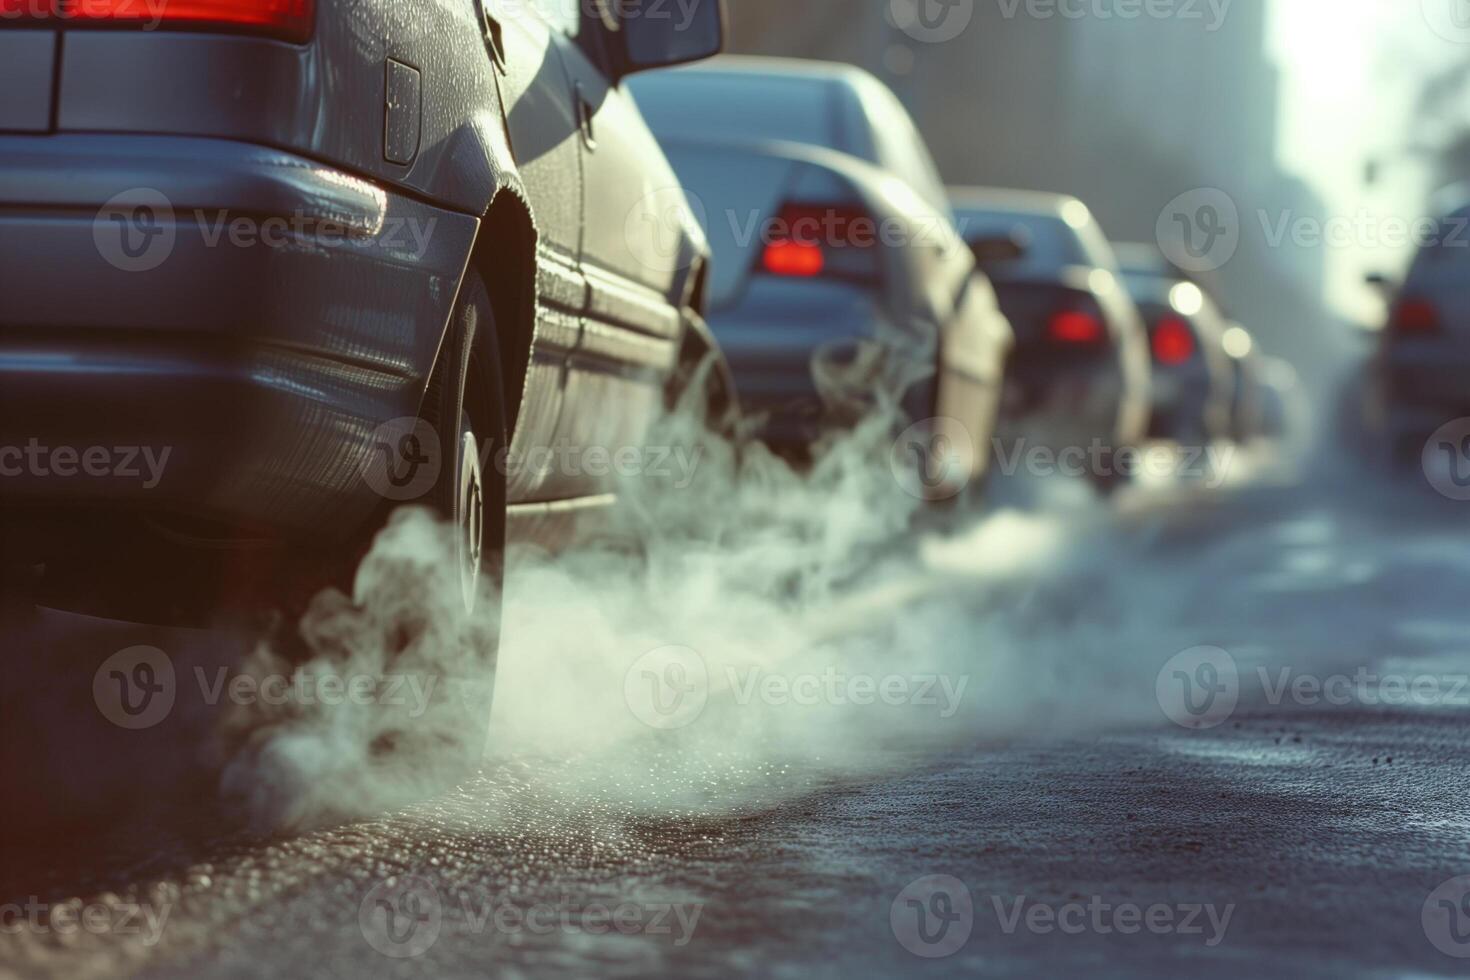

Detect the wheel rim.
[{"left": 456, "top": 421, "right": 484, "bottom": 616}]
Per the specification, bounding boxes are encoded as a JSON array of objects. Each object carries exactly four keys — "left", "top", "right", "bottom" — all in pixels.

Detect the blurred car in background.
[
  {"left": 628, "top": 57, "right": 1012, "bottom": 496},
  {"left": 1114, "top": 246, "right": 1235, "bottom": 446},
  {"left": 949, "top": 189, "right": 1149, "bottom": 491},
  {"left": 1367, "top": 195, "right": 1470, "bottom": 460}
]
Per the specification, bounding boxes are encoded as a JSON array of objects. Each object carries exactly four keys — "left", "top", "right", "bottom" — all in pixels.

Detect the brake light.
[
  {"left": 1048, "top": 310, "right": 1104, "bottom": 344},
  {"left": 1151, "top": 315, "right": 1196, "bottom": 365},
  {"left": 2, "top": 0, "right": 315, "bottom": 42},
  {"left": 1391, "top": 298, "right": 1440, "bottom": 335},
  {"left": 762, "top": 239, "right": 825, "bottom": 278},
  {"left": 758, "top": 203, "right": 878, "bottom": 282}
]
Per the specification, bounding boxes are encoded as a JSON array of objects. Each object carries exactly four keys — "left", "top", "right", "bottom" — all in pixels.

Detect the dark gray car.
[
  {"left": 1370, "top": 196, "right": 1470, "bottom": 460},
  {"left": 628, "top": 57, "right": 1012, "bottom": 498},
  {"left": 950, "top": 188, "right": 1150, "bottom": 491},
  {"left": 0, "top": 2, "right": 728, "bottom": 637}
]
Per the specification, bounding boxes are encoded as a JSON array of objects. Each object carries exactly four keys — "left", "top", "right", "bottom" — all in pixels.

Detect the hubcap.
[{"left": 456, "top": 425, "right": 484, "bottom": 616}]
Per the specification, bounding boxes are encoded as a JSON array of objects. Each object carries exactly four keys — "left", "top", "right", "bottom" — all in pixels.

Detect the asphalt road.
[{"left": 4, "top": 444, "right": 1470, "bottom": 979}]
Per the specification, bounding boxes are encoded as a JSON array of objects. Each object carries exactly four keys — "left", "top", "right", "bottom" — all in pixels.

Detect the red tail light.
[
  {"left": 758, "top": 203, "right": 878, "bottom": 282},
  {"left": 1151, "top": 315, "right": 1196, "bottom": 365},
  {"left": 3, "top": 0, "right": 314, "bottom": 42},
  {"left": 762, "top": 239, "right": 825, "bottom": 278},
  {"left": 1391, "top": 298, "right": 1440, "bottom": 335},
  {"left": 1047, "top": 310, "right": 1104, "bottom": 345}
]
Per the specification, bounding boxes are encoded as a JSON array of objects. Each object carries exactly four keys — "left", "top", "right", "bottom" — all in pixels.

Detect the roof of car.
[
  {"left": 1111, "top": 242, "right": 1173, "bottom": 275},
  {"left": 671, "top": 55, "right": 878, "bottom": 87},
  {"left": 947, "top": 186, "right": 1088, "bottom": 220}
]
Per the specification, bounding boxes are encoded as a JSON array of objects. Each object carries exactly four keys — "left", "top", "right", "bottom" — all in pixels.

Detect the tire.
[
  {"left": 393, "top": 266, "right": 509, "bottom": 775},
  {"left": 239, "top": 268, "right": 510, "bottom": 804}
]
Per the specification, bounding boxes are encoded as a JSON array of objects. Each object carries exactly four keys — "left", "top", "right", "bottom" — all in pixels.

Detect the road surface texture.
[{"left": 3, "top": 441, "right": 1470, "bottom": 979}]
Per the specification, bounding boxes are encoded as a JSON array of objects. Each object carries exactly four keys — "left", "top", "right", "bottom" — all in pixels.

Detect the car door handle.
[
  {"left": 480, "top": 4, "right": 506, "bottom": 71},
  {"left": 575, "top": 82, "right": 596, "bottom": 149}
]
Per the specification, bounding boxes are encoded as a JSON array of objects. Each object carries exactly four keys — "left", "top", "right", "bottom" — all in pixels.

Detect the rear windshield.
[
  {"left": 628, "top": 72, "right": 842, "bottom": 153},
  {"left": 957, "top": 211, "right": 1091, "bottom": 275}
]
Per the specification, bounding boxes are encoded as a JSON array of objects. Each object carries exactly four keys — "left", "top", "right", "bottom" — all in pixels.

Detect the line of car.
[{"left": 0, "top": 1, "right": 1291, "bottom": 760}]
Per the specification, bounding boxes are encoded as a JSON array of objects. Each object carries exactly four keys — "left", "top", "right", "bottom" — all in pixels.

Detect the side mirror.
[{"left": 616, "top": 0, "right": 725, "bottom": 77}]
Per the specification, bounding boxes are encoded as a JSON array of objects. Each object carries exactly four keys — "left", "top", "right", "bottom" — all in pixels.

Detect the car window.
[
  {"left": 957, "top": 211, "right": 1089, "bottom": 273},
  {"left": 628, "top": 71, "right": 844, "bottom": 153}
]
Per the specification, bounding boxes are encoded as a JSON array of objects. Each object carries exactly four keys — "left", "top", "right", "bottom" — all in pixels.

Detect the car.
[
  {"left": 949, "top": 189, "right": 1150, "bottom": 491},
  {"left": 1113, "top": 247, "right": 1236, "bottom": 447},
  {"left": 626, "top": 57, "right": 1013, "bottom": 500},
  {"left": 0, "top": 3, "right": 730, "bottom": 667},
  {"left": 1368, "top": 193, "right": 1470, "bottom": 461}
]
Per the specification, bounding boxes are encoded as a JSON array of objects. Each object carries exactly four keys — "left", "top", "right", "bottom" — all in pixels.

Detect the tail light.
[
  {"left": 1391, "top": 298, "right": 1440, "bottom": 335},
  {"left": 1047, "top": 310, "right": 1105, "bottom": 345},
  {"left": 2, "top": 0, "right": 315, "bottom": 42},
  {"left": 758, "top": 203, "right": 880, "bottom": 283},
  {"left": 1151, "top": 315, "right": 1196, "bottom": 365}
]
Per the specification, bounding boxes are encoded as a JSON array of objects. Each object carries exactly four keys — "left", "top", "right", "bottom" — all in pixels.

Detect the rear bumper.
[
  {"left": 0, "top": 135, "right": 479, "bottom": 548},
  {"left": 709, "top": 280, "right": 901, "bottom": 445},
  {"left": 1382, "top": 344, "right": 1470, "bottom": 416}
]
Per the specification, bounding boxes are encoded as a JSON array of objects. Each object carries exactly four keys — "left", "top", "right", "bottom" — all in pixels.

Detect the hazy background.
[{"left": 725, "top": 0, "right": 1470, "bottom": 384}]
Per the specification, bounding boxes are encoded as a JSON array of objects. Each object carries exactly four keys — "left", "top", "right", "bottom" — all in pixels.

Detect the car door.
[
  {"left": 483, "top": 0, "right": 585, "bottom": 505},
  {"left": 545, "top": 10, "right": 687, "bottom": 500}
]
